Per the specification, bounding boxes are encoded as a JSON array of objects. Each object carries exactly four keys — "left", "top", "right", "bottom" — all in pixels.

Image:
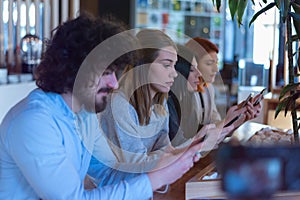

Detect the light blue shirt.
[{"left": 0, "top": 89, "right": 152, "bottom": 199}]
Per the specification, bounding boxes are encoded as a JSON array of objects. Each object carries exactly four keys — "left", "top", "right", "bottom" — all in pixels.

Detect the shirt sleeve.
[
  {"left": 208, "top": 85, "right": 222, "bottom": 123},
  {"left": 211, "top": 98, "right": 222, "bottom": 123},
  {"left": 88, "top": 174, "right": 153, "bottom": 200},
  {"left": 5, "top": 110, "right": 152, "bottom": 200}
]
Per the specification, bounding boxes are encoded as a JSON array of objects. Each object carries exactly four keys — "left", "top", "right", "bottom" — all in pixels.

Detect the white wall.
[{"left": 0, "top": 81, "right": 36, "bottom": 123}]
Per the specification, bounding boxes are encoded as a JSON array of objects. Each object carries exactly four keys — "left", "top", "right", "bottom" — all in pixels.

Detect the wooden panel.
[{"left": 186, "top": 162, "right": 225, "bottom": 200}]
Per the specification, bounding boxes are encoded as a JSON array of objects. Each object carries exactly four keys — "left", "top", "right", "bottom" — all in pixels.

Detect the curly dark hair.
[{"left": 35, "top": 13, "right": 132, "bottom": 94}]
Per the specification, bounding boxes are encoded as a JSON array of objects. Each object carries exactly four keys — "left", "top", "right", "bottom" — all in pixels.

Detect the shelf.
[
  {"left": 136, "top": 8, "right": 221, "bottom": 17},
  {"left": 134, "top": 0, "right": 224, "bottom": 59}
]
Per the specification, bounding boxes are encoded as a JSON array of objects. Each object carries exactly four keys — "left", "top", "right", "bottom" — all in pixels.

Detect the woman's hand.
[
  {"left": 195, "top": 122, "right": 232, "bottom": 151},
  {"left": 217, "top": 124, "right": 235, "bottom": 143},
  {"left": 224, "top": 93, "right": 263, "bottom": 129},
  {"left": 192, "top": 124, "right": 216, "bottom": 144},
  {"left": 241, "top": 93, "right": 263, "bottom": 121},
  {"left": 224, "top": 105, "right": 247, "bottom": 128},
  {"left": 250, "top": 93, "right": 263, "bottom": 118}
]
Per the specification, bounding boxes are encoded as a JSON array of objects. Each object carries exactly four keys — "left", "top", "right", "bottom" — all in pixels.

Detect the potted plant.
[{"left": 211, "top": 0, "right": 300, "bottom": 143}]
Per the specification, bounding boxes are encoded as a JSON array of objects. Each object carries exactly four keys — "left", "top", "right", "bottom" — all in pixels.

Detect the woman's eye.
[{"left": 206, "top": 61, "right": 218, "bottom": 65}]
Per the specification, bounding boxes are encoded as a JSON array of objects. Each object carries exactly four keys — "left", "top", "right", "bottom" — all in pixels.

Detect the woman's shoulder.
[
  {"left": 105, "top": 90, "right": 138, "bottom": 120},
  {"left": 206, "top": 84, "right": 215, "bottom": 93},
  {"left": 109, "top": 91, "right": 130, "bottom": 108}
]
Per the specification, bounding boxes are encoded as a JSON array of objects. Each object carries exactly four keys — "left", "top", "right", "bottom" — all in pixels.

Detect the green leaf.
[
  {"left": 262, "top": 0, "right": 267, "bottom": 3},
  {"left": 292, "top": 34, "right": 299, "bottom": 41},
  {"left": 279, "top": 83, "right": 300, "bottom": 99},
  {"left": 211, "top": 0, "right": 215, "bottom": 6},
  {"left": 284, "top": 92, "right": 300, "bottom": 116},
  {"left": 237, "top": 0, "right": 248, "bottom": 26},
  {"left": 249, "top": 3, "right": 276, "bottom": 27},
  {"left": 289, "top": 11, "right": 300, "bottom": 22},
  {"left": 293, "top": 51, "right": 297, "bottom": 57},
  {"left": 216, "top": 0, "right": 221, "bottom": 12},
  {"left": 275, "top": 98, "right": 288, "bottom": 118},
  {"left": 274, "top": 0, "right": 280, "bottom": 8},
  {"left": 275, "top": 90, "right": 300, "bottom": 118},
  {"left": 284, "top": 96, "right": 294, "bottom": 116},
  {"left": 229, "top": 0, "right": 238, "bottom": 20}
]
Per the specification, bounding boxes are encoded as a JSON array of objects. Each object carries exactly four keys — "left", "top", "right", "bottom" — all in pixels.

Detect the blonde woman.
[{"left": 88, "top": 29, "right": 205, "bottom": 189}]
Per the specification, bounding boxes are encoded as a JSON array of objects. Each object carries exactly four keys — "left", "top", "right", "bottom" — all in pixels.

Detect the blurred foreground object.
[{"left": 216, "top": 144, "right": 300, "bottom": 199}]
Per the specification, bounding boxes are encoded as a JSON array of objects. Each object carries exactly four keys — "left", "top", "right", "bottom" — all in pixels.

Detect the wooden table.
[
  {"left": 153, "top": 121, "right": 266, "bottom": 200},
  {"left": 153, "top": 151, "right": 216, "bottom": 200},
  {"left": 154, "top": 122, "right": 300, "bottom": 200}
]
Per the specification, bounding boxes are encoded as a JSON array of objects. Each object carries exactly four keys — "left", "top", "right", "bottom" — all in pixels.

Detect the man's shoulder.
[{"left": 11, "top": 89, "right": 70, "bottom": 121}]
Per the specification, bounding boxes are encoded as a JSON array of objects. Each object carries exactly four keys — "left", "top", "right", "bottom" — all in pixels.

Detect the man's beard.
[
  {"left": 95, "top": 87, "right": 113, "bottom": 113},
  {"left": 75, "top": 87, "right": 111, "bottom": 113},
  {"left": 95, "top": 96, "right": 107, "bottom": 113}
]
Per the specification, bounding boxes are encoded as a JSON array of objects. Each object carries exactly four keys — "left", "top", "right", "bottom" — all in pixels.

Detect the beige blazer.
[{"left": 199, "top": 84, "right": 221, "bottom": 125}]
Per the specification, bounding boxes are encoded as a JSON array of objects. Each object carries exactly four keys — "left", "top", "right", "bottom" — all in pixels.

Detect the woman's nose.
[
  {"left": 171, "top": 66, "right": 178, "bottom": 78},
  {"left": 213, "top": 63, "right": 219, "bottom": 72},
  {"left": 195, "top": 68, "right": 202, "bottom": 77}
]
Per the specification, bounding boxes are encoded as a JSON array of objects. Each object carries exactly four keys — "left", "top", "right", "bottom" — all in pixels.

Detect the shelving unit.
[{"left": 134, "top": 0, "right": 224, "bottom": 58}]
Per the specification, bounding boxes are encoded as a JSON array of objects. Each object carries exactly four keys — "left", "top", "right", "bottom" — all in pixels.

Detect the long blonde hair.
[{"left": 119, "top": 29, "right": 177, "bottom": 125}]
